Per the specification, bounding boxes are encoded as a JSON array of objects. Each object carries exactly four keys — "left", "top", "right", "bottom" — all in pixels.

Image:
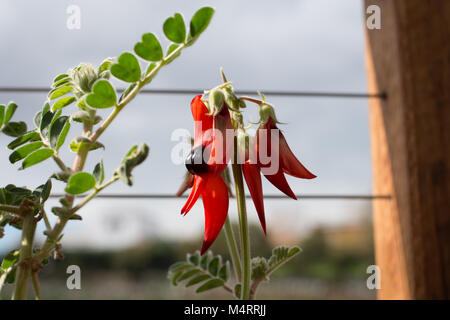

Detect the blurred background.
[{"left": 0, "top": 0, "right": 376, "bottom": 299}]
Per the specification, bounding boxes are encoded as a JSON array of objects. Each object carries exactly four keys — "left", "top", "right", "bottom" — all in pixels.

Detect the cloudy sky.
[{"left": 0, "top": 0, "right": 372, "bottom": 253}]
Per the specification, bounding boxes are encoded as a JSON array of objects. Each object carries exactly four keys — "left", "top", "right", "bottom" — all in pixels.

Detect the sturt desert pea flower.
[
  {"left": 181, "top": 94, "right": 233, "bottom": 254},
  {"left": 242, "top": 103, "right": 316, "bottom": 233}
]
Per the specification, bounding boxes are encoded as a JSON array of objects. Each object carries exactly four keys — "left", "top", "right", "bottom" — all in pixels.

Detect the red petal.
[
  {"left": 191, "top": 95, "right": 213, "bottom": 145},
  {"left": 263, "top": 169, "right": 297, "bottom": 200},
  {"left": 242, "top": 162, "right": 266, "bottom": 234},
  {"left": 279, "top": 132, "right": 316, "bottom": 179},
  {"left": 181, "top": 176, "right": 206, "bottom": 215},
  {"left": 200, "top": 175, "right": 229, "bottom": 255},
  {"left": 208, "top": 105, "right": 233, "bottom": 174}
]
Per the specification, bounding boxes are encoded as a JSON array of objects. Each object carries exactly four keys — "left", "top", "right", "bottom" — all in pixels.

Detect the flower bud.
[
  {"left": 258, "top": 103, "right": 278, "bottom": 124},
  {"left": 69, "top": 63, "right": 100, "bottom": 95},
  {"left": 208, "top": 88, "right": 225, "bottom": 114}
]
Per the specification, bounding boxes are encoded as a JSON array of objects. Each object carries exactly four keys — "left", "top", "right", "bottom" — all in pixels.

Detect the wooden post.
[{"left": 365, "top": 0, "right": 450, "bottom": 299}]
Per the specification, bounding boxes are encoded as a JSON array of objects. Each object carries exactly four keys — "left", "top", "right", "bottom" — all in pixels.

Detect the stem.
[
  {"left": 239, "top": 96, "right": 264, "bottom": 105},
  {"left": 34, "top": 122, "right": 93, "bottom": 263},
  {"left": 0, "top": 204, "right": 20, "bottom": 214},
  {"left": 231, "top": 153, "right": 251, "bottom": 300},
  {"left": 31, "top": 272, "right": 41, "bottom": 300},
  {"left": 52, "top": 155, "right": 69, "bottom": 172},
  {"left": 71, "top": 176, "right": 119, "bottom": 213},
  {"left": 12, "top": 209, "right": 36, "bottom": 300},
  {"left": 249, "top": 278, "right": 262, "bottom": 300},
  {"left": 223, "top": 215, "right": 242, "bottom": 281}
]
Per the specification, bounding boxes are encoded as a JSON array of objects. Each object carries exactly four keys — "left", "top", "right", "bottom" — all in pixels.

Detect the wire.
[
  {"left": 49, "top": 193, "right": 391, "bottom": 200},
  {"left": 0, "top": 87, "right": 386, "bottom": 99}
]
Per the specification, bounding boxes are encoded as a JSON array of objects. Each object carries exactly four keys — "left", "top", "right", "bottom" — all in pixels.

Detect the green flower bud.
[
  {"left": 208, "top": 88, "right": 225, "bottom": 114},
  {"left": 258, "top": 103, "right": 278, "bottom": 124},
  {"left": 69, "top": 63, "right": 100, "bottom": 95}
]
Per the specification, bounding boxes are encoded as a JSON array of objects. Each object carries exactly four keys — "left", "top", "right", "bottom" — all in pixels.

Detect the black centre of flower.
[{"left": 185, "top": 145, "right": 209, "bottom": 175}]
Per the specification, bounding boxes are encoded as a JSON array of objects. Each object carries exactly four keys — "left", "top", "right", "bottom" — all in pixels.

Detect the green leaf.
[
  {"left": 115, "top": 143, "right": 149, "bottom": 186},
  {"left": 21, "top": 148, "right": 54, "bottom": 169},
  {"left": 185, "top": 274, "right": 210, "bottom": 287},
  {"left": 1, "top": 250, "right": 20, "bottom": 271},
  {"left": 7, "top": 131, "right": 41, "bottom": 150},
  {"left": 34, "top": 111, "right": 42, "bottom": 128},
  {"left": 178, "top": 268, "right": 201, "bottom": 282},
  {"left": 52, "top": 77, "right": 71, "bottom": 89},
  {"left": 52, "top": 96, "right": 76, "bottom": 111},
  {"left": 218, "top": 262, "right": 229, "bottom": 282},
  {"left": 188, "top": 251, "right": 201, "bottom": 266},
  {"left": 1, "top": 249, "right": 20, "bottom": 285},
  {"left": 196, "top": 278, "right": 224, "bottom": 293},
  {"left": 85, "top": 80, "right": 117, "bottom": 109},
  {"left": 65, "top": 172, "right": 96, "bottom": 195},
  {"left": 189, "top": 7, "right": 214, "bottom": 39},
  {"left": 171, "top": 271, "right": 183, "bottom": 286},
  {"left": 40, "top": 111, "right": 55, "bottom": 137},
  {"left": 163, "top": 13, "right": 186, "bottom": 43},
  {"left": 49, "top": 85, "right": 73, "bottom": 100},
  {"left": 93, "top": 160, "right": 104, "bottom": 185},
  {"left": 134, "top": 33, "right": 163, "bottom": 61},
  {"left": 168, "top": 261, "right": 192, "bottom": 273},
  {"left": 53, "top": 74, "right": 69, "bottom": 83},
  {"left": 2, "top": 122, "right": 27, "bottom": 137},
  {"left": 4, "top": 102, "right": 18, "bottom": 124},
  {"left": 98, "top": 57, "right": 114, "bottom": 74},
  {"left": 9, "top": 141, "right": 44, "bottom": 164},
  {"left": 110, "top": 52, "right": 141, "bottom": 83},
  {"left": 266, "top": 245, "right": 301, "bottom": 276},
  {"left": 49, "top": 116, "right": 69, "bottom": 150},
  {"left": 0, "top": 104, "right": 5, "bottom": 126},
  {"left": 200, "top": 251, "right": 211, "bottom": 270},
  {"left": 56, "top": 119, "right": 71, "bottom": 151},
  {"left": 145, "top": 63, "right": 157, "bottom": 75},
  {"left": 41, "top": 179, "right": 52, "bottom": 202},
  {"left": 208, "top": 256, "right": 220, "bottom": 277}
]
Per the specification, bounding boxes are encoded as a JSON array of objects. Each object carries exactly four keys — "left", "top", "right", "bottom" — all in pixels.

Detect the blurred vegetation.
[{"left": 1, "top": 220, "right": 375, "bottom": 299}]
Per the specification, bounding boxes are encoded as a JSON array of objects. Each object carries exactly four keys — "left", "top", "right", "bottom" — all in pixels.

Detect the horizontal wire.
[
  {"left": 49, "top": 193, "right": 392, "bottom": 200},
  {"left": 0, "top": 87, "right": 386, "bottom": 99}
]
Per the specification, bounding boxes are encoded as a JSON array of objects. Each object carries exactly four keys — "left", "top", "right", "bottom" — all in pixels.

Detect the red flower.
[
  {"left": 182, "top": 95, "right": 232, "bottom": 254},
  {"left": 243, "top": 111, "right": 316, "bottom": 234}
]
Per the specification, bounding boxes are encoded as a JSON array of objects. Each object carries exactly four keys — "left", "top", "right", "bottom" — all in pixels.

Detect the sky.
[{"left": 0, "top": 0, "right": 372, "bottom": 253}]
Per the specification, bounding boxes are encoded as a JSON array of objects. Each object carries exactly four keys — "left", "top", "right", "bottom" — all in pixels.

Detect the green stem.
[
  {"left": 231, "top": 158, "right": 251, "bottom": 300},
  {"left": 0, "top": 204, "right": 20, "bottom": 214},
  {"left": 71, "top": 176, "right": 119, "bottom": 213},
  {"left": 31, "top": 272, "right": 41, "bottom": 300},
  {"left": 34, "top": 122, "right": 92, "bottom": 263},
  {"left": 223, "top": 215, "right": 241, "bottom": 281},
  {"left": 12, "top": 211, "right": 36, "bottom": 300}
]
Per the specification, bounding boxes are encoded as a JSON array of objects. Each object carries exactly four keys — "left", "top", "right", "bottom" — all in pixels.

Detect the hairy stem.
[
  {"left": 223, "top": 215, "right": 242, "bottom": 281},
  {"left": 71, "top": 176, "right": 119, "bottom": 213},
  {"left": 12, "top": 209, "right": 36, "bottom": 300},
  {"left": 31, "top": 272, "right": 41, "bottom": 300},
  {"left": 0, "top": 204, "right": 20, "bottom": 214},
  {"left": 231, "top": 151, "right": 251, "bottom": 300}
]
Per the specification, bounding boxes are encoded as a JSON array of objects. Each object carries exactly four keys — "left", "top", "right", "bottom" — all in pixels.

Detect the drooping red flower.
[
  {"left": 181, "top": 95, "right": 232, "bottom": 254},
  {"left": 242, "top": 110, "right": 316, "bottom": 233}
]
